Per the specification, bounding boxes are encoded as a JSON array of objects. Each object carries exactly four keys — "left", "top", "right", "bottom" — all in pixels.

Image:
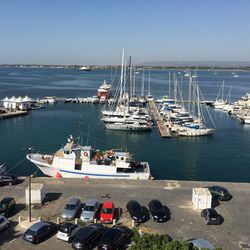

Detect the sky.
[{"left": 0, "top": 0, "right": 250, "bottom": 65}]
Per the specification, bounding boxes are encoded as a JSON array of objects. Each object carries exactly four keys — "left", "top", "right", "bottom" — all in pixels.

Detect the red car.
[{"left": 100, "top": 201, "right": 115, "bottom": 223}]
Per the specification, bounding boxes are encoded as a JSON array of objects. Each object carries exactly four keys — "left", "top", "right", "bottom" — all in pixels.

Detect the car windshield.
[
  {"left": 209, "top": 210, "right": 218, "bottom": 216},
  {"left": 213, "top": 186, "right": 226, "bottom": 192},
  {"left": 84, "top": 205, "right": 95, "bottom": 212},
  {"left": 0, "top": 203, "right": 6, "bottom": 209},
  {"left": 152, "top": 201, "right": 162, "bottom": 210},
  {"left": 102, "top": 208, "right": 113, "bottom": 214},
  {"left": 26, "top": 229, "right": 36, "bottom": 236},
  {"left": 131, "top": 203, "right": 140, "bottom": 211},
  {"left": 65, "top": 204, "right": 76, "bottom": 210}
]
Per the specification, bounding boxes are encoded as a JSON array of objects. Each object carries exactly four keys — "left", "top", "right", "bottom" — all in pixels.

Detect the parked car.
[
  {"left": 188, "top": 238, "right": 215, "bottom": 250},
  {"left": 57, "top": 222, "right": 79, "bottom": 242},
  {"left": 62, "top": 197, "right": 81, "bottom": 220},
  {"left": 0, "top": 173, "right": 18, "bottom": 186},
  {"left": 100, "top": 201, "right": 115, "bottom": 224},
  {"left": 0, "top": 197, "right": 16, "bottom": 217},
  {"left": 201, "top": 208, "right": 223, "bottom": 225},
  {"left": 98, "top": 226, "right": 133, "bottom": 250},
  {"left": 0, "top": 215, "right": 9, "bottom": 231},
  {"left": 148, "top": 199, "right": 169, "bottom": 222},
  {"left": 126, "top": 200, "right": 147, "bottom": 223},
  {"left": 72, "top": 223, "right": 105, "bottom": 250},
  {"left": 23, "top": 221, "right": 57, "bottom": 244},
  {"left": 80, "top": 199, "right": 99, "bottom": 222},
  {"left": 207, "top": 186, "right": 232, "bottom": 201}
]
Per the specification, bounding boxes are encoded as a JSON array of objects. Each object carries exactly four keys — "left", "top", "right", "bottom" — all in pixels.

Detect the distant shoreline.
[{"left": 1, "top": 64, "right": 250, "bottom": 71}]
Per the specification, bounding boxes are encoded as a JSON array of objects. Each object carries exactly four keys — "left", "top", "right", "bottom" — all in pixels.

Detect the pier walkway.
[
  {"left": 0, "top": 110, "right": 28, "bottom": 120},
  {"left": 148, "top": 101, "right": 171, "bottom": 138}
]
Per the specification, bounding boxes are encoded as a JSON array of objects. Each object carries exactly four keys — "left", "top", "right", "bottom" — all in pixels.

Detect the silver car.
[
  {"left": 0, "top": 215, "right": 9, "bottom": 231},
  {"left": 80, "top": 199, "right": 99, "bottom": 222},
  {"left": 61, "top": 197, "right": 81, "bottom": 220}
]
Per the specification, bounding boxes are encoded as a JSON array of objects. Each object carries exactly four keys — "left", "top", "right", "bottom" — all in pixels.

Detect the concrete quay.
[
  {"left": 0, "top": 110, "right": 28, "bottom": 120},
  {"left": 0, "top": 178, "right": 249, "bottom": 250}
]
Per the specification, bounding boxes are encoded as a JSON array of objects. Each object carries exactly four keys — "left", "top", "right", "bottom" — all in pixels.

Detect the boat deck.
[{"left": 148, "top": 101, "right": 171, "bottom": 138}]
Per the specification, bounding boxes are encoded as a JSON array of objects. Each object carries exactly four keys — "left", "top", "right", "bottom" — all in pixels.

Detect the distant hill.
[{"left": 139, "top": 61, "right": 250, "bottom": 67}]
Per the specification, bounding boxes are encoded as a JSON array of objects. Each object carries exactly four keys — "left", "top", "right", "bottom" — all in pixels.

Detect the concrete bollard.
[
  {"left": 56, "top": 217, "right": 60, "bottom": 224},
  {"left": 18, "top": 216, "right": 22, "bottom": 224},
  {"left": 75, "top": 218, "right": 78, "bottom": 224},
  {"left": 131, "top": 219, "right": 135, "bottom": 228},
  {"left": 112, "top": 219, "right": 116, "bottom": 226},
  {"left": 139, "top": 228, "right": 142, "bottom": 235},
  {"left": 94, "top": 219, "right": 97, "bottom": 224}
]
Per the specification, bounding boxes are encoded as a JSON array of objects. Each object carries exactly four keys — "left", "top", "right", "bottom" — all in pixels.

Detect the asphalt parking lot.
[{"left": 0, "top": 178, "right": 249, "bottom": 249}]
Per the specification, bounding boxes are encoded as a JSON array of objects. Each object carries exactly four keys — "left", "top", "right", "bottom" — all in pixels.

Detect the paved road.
[{"left": 0, "top": 178, "right": 249, "bottom": 249}]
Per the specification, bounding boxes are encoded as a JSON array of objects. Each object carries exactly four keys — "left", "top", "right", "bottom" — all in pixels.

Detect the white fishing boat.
[{"left": 26, "top": 136, "right": 151, "bottom": 180}]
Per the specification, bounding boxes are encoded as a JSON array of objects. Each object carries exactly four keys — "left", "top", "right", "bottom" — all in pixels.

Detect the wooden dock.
[
  {"left": 148, "top": 101, "right": 171, "bottom": 138},
  {"left": 0, "top": 110, "right": 28, "bottom": 120}
]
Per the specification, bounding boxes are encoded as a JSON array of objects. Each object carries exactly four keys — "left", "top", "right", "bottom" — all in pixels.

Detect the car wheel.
[
  {"left": 68, "top": 237, "right": 72, "bottom": 243},
  {"left": 5, "top": 223, "right": 9, "bottom": 229},
  {"left": 206, "top": 220, "right": 209, "bottom": 225},
  {"left": 34, "top": 238, "right": 40, "bottom": 244},
  {"left": 8, "top": 182, "right": 13, "bottom": 186}
]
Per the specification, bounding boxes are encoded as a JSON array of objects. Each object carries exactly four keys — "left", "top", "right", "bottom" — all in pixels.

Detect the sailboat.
[
  {"left": 177, "top": 78, "right": 214, "bottom": 136},
  {"left": 213, "top": 81, "right": 227, "bottom": 109},
  {"left": 146, "top": 69, "right": 154, "bottom": 101},
  {"left": 102, "top": 50, "right": 152, "bottom": 132}
]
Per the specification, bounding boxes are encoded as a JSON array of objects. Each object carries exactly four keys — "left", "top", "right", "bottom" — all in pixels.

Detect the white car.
[
  {"left": 56, "top": 222, "right": 79, "bottom": 242},
  {"left": 0, "top": 215, "right": 9, "bottom": 231}
]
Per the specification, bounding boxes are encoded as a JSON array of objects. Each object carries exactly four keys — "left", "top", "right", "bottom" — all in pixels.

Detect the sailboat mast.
[
  {"left": 148, "top": 69, "right": 151, "bottom": 95},
  {"left": 222, "top": 80, "right": 224, "bottom": 101},
  {"left": 141, "top": 69, "right": 144, "bottom": 96},
  {"left": 119, "top": 49, "right": 124, "bottom": 103},
  {"left": 168, "top": 71, "right": 171, "bottom": 99},
  {"left": 188, "top": 76, "right": 192, "bottom": 113},
  {"left": 196, "top": 80, "right": 201, "bottom": 122},
  {"left": 128, "top": 56, "right": 132, "bottom": 101}
]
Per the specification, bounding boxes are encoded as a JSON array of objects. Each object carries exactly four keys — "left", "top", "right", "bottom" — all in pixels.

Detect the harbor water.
[{"left": 0, "top": 67, "right": 250, "bottom": 182}]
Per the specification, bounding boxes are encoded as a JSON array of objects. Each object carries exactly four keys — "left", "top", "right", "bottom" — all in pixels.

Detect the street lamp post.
[{"left": 28, "top": 147, "right": 33, "bottom": 222}]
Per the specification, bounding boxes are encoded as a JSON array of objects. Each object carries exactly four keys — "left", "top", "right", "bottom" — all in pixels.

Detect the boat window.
[
  {"left": 121, "top": 157, "right": 124, "bottom": 161},
  {"left": 116, "top": 156, "right": 119, "bottom": 159}
]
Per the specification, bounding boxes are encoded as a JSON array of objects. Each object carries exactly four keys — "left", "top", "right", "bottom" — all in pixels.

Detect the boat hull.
[{"left": 27, "top": 155, "right": 151, "bottom": 180}]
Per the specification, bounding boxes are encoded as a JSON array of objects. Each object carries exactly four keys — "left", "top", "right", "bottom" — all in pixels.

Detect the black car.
[
  {"left": 0, "top": 173, "right": 18, "bottom": 186},
  {"left": 148, "top": 199, "right": 169, "bottom": 222},
  {"left": 72, "top": 223, "right": 105, "bottom": 250},
  {"left": 208, "top": 186, "right": 232, "bottom": 201},
  {"left": 23, "top": 221, "right": 58, "bottom": 244},
  {"left": 201, "top": 208, "right": 223, "bottom": 225},
  {"left": 56, "top": 222, "right": 79, "bottom": 242},
  {"left": 126, "top": 200, "right": 147, "bottom": 223},
  {"left": 0, "top": 197, "right": 16, "bottom": 217},
  {"left": 98, "top": 226, "right": 133, "bottom": 250}
]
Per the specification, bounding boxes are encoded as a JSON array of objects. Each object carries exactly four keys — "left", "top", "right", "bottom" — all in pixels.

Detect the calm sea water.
[{"left": 1, "top": 67, "right": 250, "bottom": 182}]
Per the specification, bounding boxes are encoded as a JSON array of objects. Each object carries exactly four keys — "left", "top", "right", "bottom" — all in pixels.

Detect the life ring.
[{"left": 84, "top": 152, "right": 88, "bottom": 156}]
